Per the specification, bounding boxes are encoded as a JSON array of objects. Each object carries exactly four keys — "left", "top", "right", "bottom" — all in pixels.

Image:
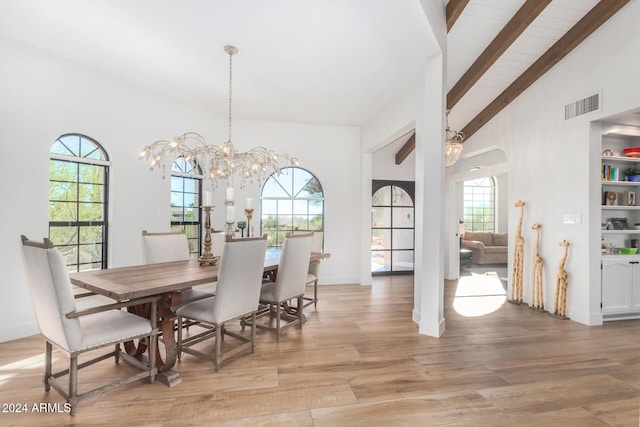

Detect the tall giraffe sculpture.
[
  {"left": 531, "top": 224, "right": 544, "bottom": 310},
  {"left": 553, "top": 240, "right": 570, "bottom": 318},
  {"left": 512, "top": 200, "right": 526, "bottom": 303}
]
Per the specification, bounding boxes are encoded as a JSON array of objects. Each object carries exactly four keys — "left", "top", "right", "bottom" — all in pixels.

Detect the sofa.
[{"left": 461, "top": 231, "right": 508, "bottom": 264}]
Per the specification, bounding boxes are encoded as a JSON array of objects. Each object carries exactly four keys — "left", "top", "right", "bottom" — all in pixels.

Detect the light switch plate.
[{"left": 563, "top": 214, "right": 582, "bottom": 224}]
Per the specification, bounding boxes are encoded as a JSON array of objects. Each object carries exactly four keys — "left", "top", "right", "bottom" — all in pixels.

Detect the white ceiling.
[
  {"left": 1, "top": 0, "right": 627, "bottom": 135},
  {"left": 0, "top": 0, "right": 436, "bottom": 127}
]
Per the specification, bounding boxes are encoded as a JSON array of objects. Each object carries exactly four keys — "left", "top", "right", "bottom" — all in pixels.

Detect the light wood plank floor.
[{"left": 1, "top": 273, "right": 640, "bottom": 426}]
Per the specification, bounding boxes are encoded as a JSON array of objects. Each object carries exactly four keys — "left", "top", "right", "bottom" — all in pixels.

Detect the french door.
[{"left": 371, "top": 180, "right": 415, "bottom": 274}]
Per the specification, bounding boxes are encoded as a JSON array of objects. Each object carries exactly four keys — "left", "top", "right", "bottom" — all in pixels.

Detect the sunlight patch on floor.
[
  {"left": 0, "top": 353, "right": 44, "bottom": 386},
  {"left": 453, "top": 272, "right": 506, "bottom": 317}
]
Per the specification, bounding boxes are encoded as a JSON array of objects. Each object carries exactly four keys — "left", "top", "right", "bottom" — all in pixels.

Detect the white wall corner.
[
  {"left": 568, "top": 307, "right": 603, "bottom": 327},
  {"left": 419, "top": 317, "right": 446, "bottom": 337},
  {"left": 412, "top": 309, "right": 421, "bottom": 324}
]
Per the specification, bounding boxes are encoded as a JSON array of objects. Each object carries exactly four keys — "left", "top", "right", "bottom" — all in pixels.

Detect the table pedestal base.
[{"left": 157, "top": 369, "right": 182, "bottom": 387}]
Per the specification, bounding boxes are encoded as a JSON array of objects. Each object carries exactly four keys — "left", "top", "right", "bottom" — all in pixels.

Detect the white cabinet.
[{"left": 601, "top": 257, "right": 640, "bottom": 319}]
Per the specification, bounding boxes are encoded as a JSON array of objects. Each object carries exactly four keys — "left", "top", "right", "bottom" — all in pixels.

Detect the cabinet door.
[
  {"left": 632, "top": 263, "right": 640, "bottom": 311},
  {"left": 602, "top": 260, "right": 634, "bottom": 314}
]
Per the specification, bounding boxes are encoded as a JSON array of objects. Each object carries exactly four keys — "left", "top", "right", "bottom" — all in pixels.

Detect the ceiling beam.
[
  {"left": 447, "top": 0, "right": 552, "bottom": 110},
  {"left": 395, "top": 132, "right": 416, "bottom": 165},
  {"left": 461, "top": 0, "right": 631, "bottom": 141},
  {"left": 446, "top": 0, "right": 470, "bottom": 32}
]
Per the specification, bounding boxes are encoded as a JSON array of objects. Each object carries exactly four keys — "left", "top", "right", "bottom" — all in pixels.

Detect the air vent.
[{"left": 565, "top": 93, "right": 600, "bottom": 120}]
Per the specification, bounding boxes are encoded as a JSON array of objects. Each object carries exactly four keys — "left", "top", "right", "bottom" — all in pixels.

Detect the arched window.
[
  {"left": 260, "top": 167, "right": 324, "bottom": 249},
  {"left": 463, "top": 176, "right": 496, "bottom": 232},
  {"left": 371, "top": 181, "right": 414, "bottom": 274},
  {"left": 171, "top": 157, "right": 203, "bottom": 258},
  {"left": 49, "top": 133, "right": 109, "bottom": 272}
]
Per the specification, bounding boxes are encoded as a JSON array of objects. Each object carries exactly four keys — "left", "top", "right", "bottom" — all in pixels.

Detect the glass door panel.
[{"left": 371, "top": 182, "right": 414, "bottom": 274}]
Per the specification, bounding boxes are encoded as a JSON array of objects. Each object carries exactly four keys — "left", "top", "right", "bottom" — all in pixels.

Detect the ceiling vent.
[{"left": 565, "top": 93, "right": 600, "bottom": 120}]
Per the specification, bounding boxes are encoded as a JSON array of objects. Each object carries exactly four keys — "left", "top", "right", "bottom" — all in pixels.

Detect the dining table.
[{"left": 69, "top": 250, "right": 328, "bottom": 386}]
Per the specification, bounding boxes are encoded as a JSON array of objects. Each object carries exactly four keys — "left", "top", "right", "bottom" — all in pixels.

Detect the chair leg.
[
  {"left": 177, "top": 315, "right": 183, "bottom": 362},
  {"left": 214, "top": 325, "right": 222, "bottom": 372},
  {"left": 69, "top": 355, "right": 78, "bottom": 416},
  {"left": 314, "top": 280, "right": 318, "bottom": 308},
  {"left": 250, "top": 312, "right": 256, "bottom": 353},
  {"left": 276, "top": 303, "right": 282, "bottom": 342},
  {"left": 149, "top": 299, "right": 157, "bottom": 384},
  {"left": 44, "top": 340, "right": 52, "bottom": 392},
  {"left": 114, "top": 344, "right": 120, "bottom": 364},
  {"left": 297, "top": 295, "right": 304, "bottom": 328}
]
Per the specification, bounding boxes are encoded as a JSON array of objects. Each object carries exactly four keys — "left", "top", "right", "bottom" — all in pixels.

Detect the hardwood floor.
[{"left": 1, "top": 273, "right": 640, "bottom": 426}]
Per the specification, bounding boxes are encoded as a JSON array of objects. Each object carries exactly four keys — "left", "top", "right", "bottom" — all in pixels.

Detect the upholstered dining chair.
[
  {"left": 141, "top": 230, "right": 214, "bottom": 306},
  {"left": 210, "top": 231, "right": 226, "bottom": 258},
  {"left": 20, "top": 236, "right": 158, "bottom": 415},
  {"left": 176, "top": 235, "right": 268, "bottom": 372},
  {"left": 252, "top": 232, "right": 313, "bottom": 342},
  {"left": 292, "top": 230, "right": 323, "bottom": 308}
]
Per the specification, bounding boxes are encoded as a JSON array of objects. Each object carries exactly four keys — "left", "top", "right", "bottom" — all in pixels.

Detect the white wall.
[
  {"left": 359, "top": 78, "right": 423, "bottom": 288},
  {"left": 361, "top": 78, "right": 422, "bottom": 153},
  {"left": 372, "top": 138, "right": 415, "bottom": 181},
  {"left": 448, "top": 0, "right": 640, "bottom": 325},
  {"left": 225, "top": 119, "right": 362, "bottom": 286},
  {"left": 360, "top": 0, "right": 447, "bottom": 337},
  {"left": 0, "top": 35, "right": 360, "bottom": 342},
  {"left": 0, "top": 35, "right": 222, "bottom": 341}
]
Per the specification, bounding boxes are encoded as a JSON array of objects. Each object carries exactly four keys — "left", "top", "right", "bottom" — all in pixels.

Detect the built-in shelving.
[
  {"left": 602, "top": 230, "right": 640, "bottom": 235},
  {"left": 601, "top": 130, "right": 640, "bottom": 320},
  {"left": 602, "top": 181, "right": 640, "bottom": 187},
  {"left": 602, "top": 155, "right": 640, "bottom": 163},
  {"left": 601, "top": 206, "right": 640, "bottom": 210}
]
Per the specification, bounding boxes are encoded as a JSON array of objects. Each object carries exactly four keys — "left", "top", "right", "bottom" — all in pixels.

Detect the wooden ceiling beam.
[
  {"left": 461, "top": 0, "right": 631, "bottom": 141},
  {"left": 447, "top": 0, "right": 552, "bottom": 110},
  {"left": 395, "top": 132, "right": 416, "bottom": 165},
  {"left": 446, "top": 0, "right": 470, "bottom": 32}
]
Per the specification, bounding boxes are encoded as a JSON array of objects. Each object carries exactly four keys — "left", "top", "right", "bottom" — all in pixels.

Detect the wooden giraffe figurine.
[
  {"left": 531, "top": 224, "right": 544, "bottom": 310},
  {"left": 553, "top": 240, "right": 570, "bottom": 317},
  {"left": 512, "top": 200, "right": 526, "bottom": 303}
]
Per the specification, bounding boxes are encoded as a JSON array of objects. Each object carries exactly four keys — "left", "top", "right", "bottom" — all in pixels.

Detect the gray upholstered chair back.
[
  {"left": 141, "top": 231, "right": 190, "bottom": 264},
  {"left": 211, "top": 231, "right": 226, "bottom": 257},
  {"left": 212, "top": 235, "right": 267, "bottom": 323},
  {"left": 274, "top": 233, "right": 313, "bottom": 301},
  {"left": 20, "top": 237, "right": 81, "bottom": 352},
  {"left": 310, "top": 231, "right": 323, "bottom": 253},
  {"left": 292, "top": 230, "right": 323, "bottom": 253}
]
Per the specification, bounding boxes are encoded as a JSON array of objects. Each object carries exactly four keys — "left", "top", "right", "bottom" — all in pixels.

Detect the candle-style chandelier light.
[
  {"left": 139, "top": 45, "right": 299, "bottom": 187},
  {"left": 444, "top": 109, "right": 464, "bottom": 167}
]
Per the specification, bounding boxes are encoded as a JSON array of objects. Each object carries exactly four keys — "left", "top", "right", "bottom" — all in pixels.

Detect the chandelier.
[
  {"left": 139, "top": 45, "right": 298, "bottom": 187},
  {"left": 444, "top": 109, "right": 464, "bottom": 167}
]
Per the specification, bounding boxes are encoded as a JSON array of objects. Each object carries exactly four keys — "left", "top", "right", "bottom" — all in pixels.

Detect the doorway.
[{"left": 371, "top": 180, "right": 415, "bottom": 274}]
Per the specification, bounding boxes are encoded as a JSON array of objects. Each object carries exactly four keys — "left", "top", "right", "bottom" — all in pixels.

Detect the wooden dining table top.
[{"left": 69, "top": 250, "right": 328, "bottom": 302}]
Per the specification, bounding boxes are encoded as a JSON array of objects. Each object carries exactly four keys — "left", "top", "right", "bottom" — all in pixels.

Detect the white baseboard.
[
  {"left": 0, "top": 321, "right": 40, "bottom": 343},
  {"left": 318, "top": 276, "right": 368, "bottom": 285},
  {"left": 568, "top": 307, "right": 603, "bottom": 326},
  {"left": 418, "top": 317, "right": 445, "bottom": 338}
]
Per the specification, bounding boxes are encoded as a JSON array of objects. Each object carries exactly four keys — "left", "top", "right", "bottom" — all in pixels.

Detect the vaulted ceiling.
[
  {"left": 392, "top": 0, "right": 630, "bottom": 163},
  {"left": 0, "top": 0, "right": 434, "bottom": 127},
  {"left": 0, "top": 0, "right": 632, "bottom": 143},
  {"left": 445, "top": 0, "right": 630, "bottom": 139}
]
